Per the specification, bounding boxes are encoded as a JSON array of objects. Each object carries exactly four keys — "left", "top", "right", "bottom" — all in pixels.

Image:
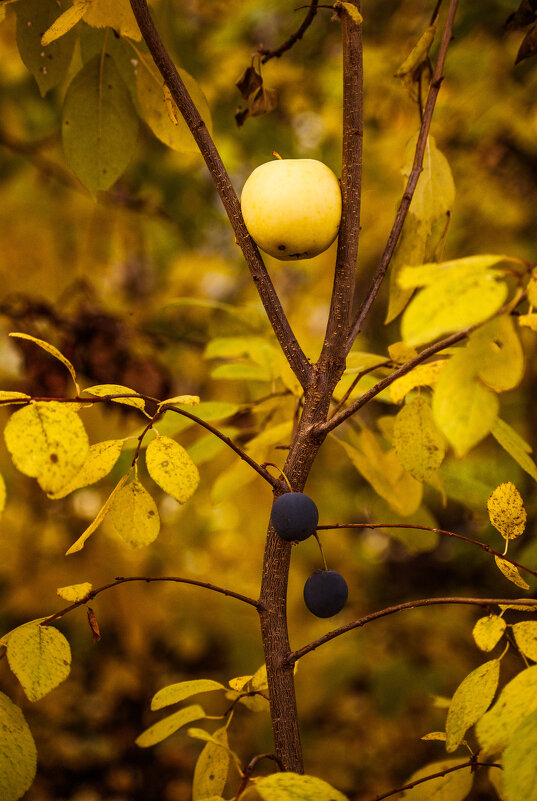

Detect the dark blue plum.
[
  {"left": 303, "top": 570, "right": 348, "bottom": 618},
  {"left": 270, "top": 492, "right": 319, "bottom": 542}
]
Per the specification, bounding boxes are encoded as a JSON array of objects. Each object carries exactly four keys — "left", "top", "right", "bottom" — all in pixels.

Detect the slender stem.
[
  {"left": 234, "top": 754, "right": 283, "bottom": 800},
  {"left": 41, "top": 575, "right": 262, "bottom": 626},
  {"left": 318, "top": 522, "right": 537, "bottom": 578},
  {"left": 129, "top": 0, "right": 312, "bottom": 389},
  {"left": 258, "top": 1, "right": 319, "bottom": 62},
  {"left": 327, "top": 360, "right": 391, "bottom": 419},
  {"left": 287, "top": 597, "right": 537, "bottom": 663},
  {"left": 345, "top": 0, "right": 460, "bottom": 354},
  {"left": 367, "top": 761, "right": 501, "bottom": 801},
  {"left": 318, "top": 0, "right": 363, "bottom": 370}
]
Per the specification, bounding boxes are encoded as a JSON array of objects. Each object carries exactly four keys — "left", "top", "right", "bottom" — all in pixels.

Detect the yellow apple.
[{"left": 240, "top": 158, "right": 342, "bottom": 260}]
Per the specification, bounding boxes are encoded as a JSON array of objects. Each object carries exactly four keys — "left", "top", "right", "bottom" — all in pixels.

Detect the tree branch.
[
  {"left": 258, "top": 1, "right": 319, "bottom": 63},
  {"left": 345, "top": 0, "right": 459, "bottom": 354},
  {"left": 129, "top": 0, "right": 312, "bottom": 389},
  {"left": 367, "top": 760, "right": 501, "bottom": 801},
  {"left": 318, "top": 1, "right": 363, "bottom": 371},
  {"left": 317, "top": 522, "right": 537, "bottom": 579},
  {"left": 41, "top": 574, "right": 262, "bottom": 627},
  {"left": 287, "top": 596, "right": 537, "bottom": 663}
]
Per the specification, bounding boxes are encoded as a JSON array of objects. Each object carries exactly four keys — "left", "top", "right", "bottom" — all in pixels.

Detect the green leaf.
[
  {"left": 57, "top": 582, "right": 93, "bottom": 602},
  {"left": 9, "top": 332, "right": 79, "bottom": 394},
  {"left": 136, "top": 59, "right": 212, "bottom": 153},
  {"left": 393, "top": 397, "right": 445, "bottom": 480},
  {"left": 487, "top": 482, "right": 526, "bottom": 541},
  {"left": 151, "top": 679, "right": 226, "bottom": 711},
  {"left": 472, "top": 615, "right": 506, "bottom": 652},
  {"left": 402, "top": 135, "right": 455, "bottom": 223},
  {"left": 48, "top": 439, "right": 124, "bottom": 499},
  {"left": 492, "top": 419, "right": 537, "bottom": 483},
  {"left": 401, "top": 269, "right": 507, "bottom": 347},
  {"left": 7, "top": 622, "right": 71, "bottom": 702},
  {"left": 136, "top": 704, "right": 205, "bottom": 748},
  {"left": 192, "top": 726, "right": 230, "bottom": 801},
  {"left": 83, "top": 384, "right": 145, "bottom": 410},
  {"left": 108, "top": 480, "right": 160, "bottom": 548},
  {"left": 399, "top": 758, "right": 474, "bottom": 800},
  {"left": 4, "top": 402, "right": 89, "bottom": 494},
  {"left": 494, "top": 556, "right": 530, "bottom": 590},
  {"left": 146, "top": 436, "right": 200, "bottom": 504},
  {"left": 512, "top": 621, "right": 537, "bottom": 661},
  {"left": 502, "top": 708, "right": 537, "bottom": 801},
  {"left": 476, "top": 665, "right": 537, "bottom": 755},
  {"left": 0, "top": 691, "right": 37, "bottom": 801},
  {"left": 445, "top": 659, "right": 500, "bottom": 752},
  {"left": 256, "top": 772, "right": 349, "bottom": 801},
  {"left": 62, "top": 54, "right": 138, "bottom": 193},
  {"left": 432, "top": 353, "right": 499, "bottom": 457},
  {"left": 15, "top": 0, "right": 78, "bottom": 95}
]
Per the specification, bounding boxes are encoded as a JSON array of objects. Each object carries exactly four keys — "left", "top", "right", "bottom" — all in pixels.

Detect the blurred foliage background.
[{"left": 1, "top": 0, "right": 537, "bottom": 799}]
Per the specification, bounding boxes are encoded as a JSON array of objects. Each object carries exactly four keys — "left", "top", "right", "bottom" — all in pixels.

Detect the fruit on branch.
[
  {"left": 270, "top": 492, "right": 319, "bottom": 541},
  {"left": 303, "top": 570, "right": 348, "bottom": 618},
  {"left": 240, "top": 158, "right": 342, "bottom": 260}
]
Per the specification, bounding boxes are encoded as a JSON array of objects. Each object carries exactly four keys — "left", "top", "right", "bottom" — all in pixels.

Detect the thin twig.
[
  {"left": 129, "top": 0, "right": 312, "bottom": 389},
  {"left": 287, "top": 596, "right": 537, "bottom": 663},
  {"left": 367, "top": 760, "right": 501, "bottom": 801},
  {"left": 328, "top": 360, "right": 391, "bottom": 419},
  {"left": 258, "top": 1, "right": 319, "bottom": 62},
  {"left": 345, "top": 0, "right": 460, "bottom": 354},
  {"left": 234, "top": 753, "right": 283, "bottom": 800},
  {"left": 317, "top": 522, "right": 537, "bottom": 579},
  {"left": 41, "top": 575, "right": 263, "bottom": 627}
]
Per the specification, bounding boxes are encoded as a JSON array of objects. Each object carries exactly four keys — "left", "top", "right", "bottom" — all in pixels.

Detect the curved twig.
[
  {"left": 258, "top": 1, "right": 319, "bottom": 63},
  {"left": 345, "top": 0, "right": 460, "bottom": 353},
  {"left": 317, "top": 522, "right": 537, "bottom": 579},
  {"left": 129, "top": 0, "right": 312, "bottom": 389},
  {"left": 41, "top": 575, "right": 263, "bottom": 627},
  {"left": 287, "top": 596, "right": 537, "bottom": 663},
  {"left": 367, "top": 760, "right": 501, "bottom": 801}
]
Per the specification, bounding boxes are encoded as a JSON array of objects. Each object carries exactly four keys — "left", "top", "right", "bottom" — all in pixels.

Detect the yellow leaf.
[
  {"left": 494, "top": 556, "right": 530, "bottom": 590},
  {"left": 136, "top": 704, "right": 205, "bottom": 748},
  {"left": 151, "top": 679, "right": 226, "bottom": 711},
  {"left": 491, "top": 419, "right": 537, "bottom": 483},
  {"left": 65, "top": 472, "right": 130, "bottom": 555},
  {"left": 387, "top": 341, "right": 418, "bottom": 364},
  {"left": 432, "top": 353, "right": 498, "bottom": 457},
  {"left": 0, "top": 391, "right": 31, "bottom": 404},
  {"left": 333, "top": 1, "right": 363, "bottom": 24},
  {"left": 398, "top": 759, "right": 473, "bottom": 800},
  {"left": 83, "top": 0, "right": 141, "bottom": 40},
  {"left": 393, "top": 397, "right": 445, "bottom": 481},
  {"left": 56, "top": 582, "right": 93, "bottom": 602},
  {"left": 108, "top": 480, "right": 160, "bottom": 548},
  {"left": 163, "top": 83, "right": 179, "bottom": 124},
  {"left": 421, "top": 732, "right": 447, "bottom": 741},
  {"left": 476, "top": 665, "right": 537, "bottom": 755},
  {"left": 467, "top": 316, "right": 524, "bottom": 393},
  {"left": 4, "top": 402, "right": 89, "bottom": 493},
  {"left": 48, "top": 439, "right": 124, "bottom": 499},
  {"left": 161, "top": 395, "right": 200, "bottom": 407},
  {"left": 445, "top": 659, "right": 500, "bottom": 752},
  {"left": 512, "top": 622, "right": 537, "bottom": 661},
  {"left": 0, "top": 692, "right": 36, "bottom": 801},
  {"left": 83, "top": 384, "right": 145, "bottom": 410},
  {"left": 146, "top": 436, "right": 200, "bottom": 504},
  {"left": 527, "top": 267, "right": 537, "bottom": 307},
  {"left": 402, "top": 135, "right": 455, "bottom": 223},
  {"left": 502, "top": 709, "right": 537, "bottom": 801},
  {"left": 488, "top": 482, "right": 526, "bottom": 540},
  {"left": 397, "top": 255, "right": 509, "bottom": 289},
  {"left": 472, "top": 615, "right": 506, "bottom": 652},
  {"left": 518, "top": 313, "right": 537, "bottom": 331},
  {"left": 390, "top": 360, "right": 445, "bottom": 404},
  {"left": 7, "top": 622, "right": 71, "bottom": 702},
  {"left": 41, "top": 0, "right": 90, "bottom": 46},
  {"left": 395, "top": 24, "right": 436, "bottom": 79},
  {"left": 192, "top": 726, "right": 230, "bottom": 801},
  {"left": 136, "top": 59, "right": 212, "bottom": 153},
  {"left": 385, "top": 215, "right": 431, "bottom": 324},
  {"left": 9, "top": 332, "right": 80, "bottom": 394},
  {"left": 256, "top": 773, "right": 349, "bottom": 801}
]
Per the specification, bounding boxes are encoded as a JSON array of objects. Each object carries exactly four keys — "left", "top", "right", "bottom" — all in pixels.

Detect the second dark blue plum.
[
  {"left": 270, "top": 492, "right": 319, "bottom": 541},
  {"left": 303, "top": 570, "right": 348, "bottom": 618}
]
